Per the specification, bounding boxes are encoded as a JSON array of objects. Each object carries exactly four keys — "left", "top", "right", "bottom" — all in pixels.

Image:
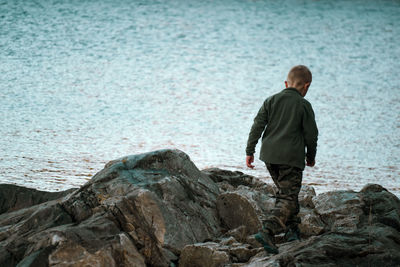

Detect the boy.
[{"left": 245, "top": 65, "right": 318, "bottom": 254}]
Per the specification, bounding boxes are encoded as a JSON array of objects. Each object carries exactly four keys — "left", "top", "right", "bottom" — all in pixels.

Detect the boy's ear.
[
  {"left": 285, "top": 81, "right": 288, "bottom": 88},
  {"left": 302, "top": 82, "right": 311, "bottom": 97}
]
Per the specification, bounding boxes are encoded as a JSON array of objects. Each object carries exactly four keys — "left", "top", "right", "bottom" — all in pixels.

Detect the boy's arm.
[
  {"left": 303, "top": 101, "right": 318, "bottom": 164},
  {"left": 246, "top": 100, "right": 269, "bottom": 161}
]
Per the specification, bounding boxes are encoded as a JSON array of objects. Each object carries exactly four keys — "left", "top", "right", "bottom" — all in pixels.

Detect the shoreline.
[{"left": 2, "top": 157, "right": 400, "bottom": 198}]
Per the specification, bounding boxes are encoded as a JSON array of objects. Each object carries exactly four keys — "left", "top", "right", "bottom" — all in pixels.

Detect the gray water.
[{"left": 1, "top": 0, "right": 399, "bottom": 196}]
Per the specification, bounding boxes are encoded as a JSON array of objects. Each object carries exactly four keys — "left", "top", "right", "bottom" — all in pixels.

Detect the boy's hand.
[
  {"left": 306, "top": 158, "right": 315, "bottom": 167},
  {"left": 246, "top": 155, "right": 255, "bottom": 169}
]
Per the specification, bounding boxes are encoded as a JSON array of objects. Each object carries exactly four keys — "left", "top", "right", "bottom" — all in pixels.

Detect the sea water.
[{"left": 1, "top": 0, "right": 399, "bottom": 196}]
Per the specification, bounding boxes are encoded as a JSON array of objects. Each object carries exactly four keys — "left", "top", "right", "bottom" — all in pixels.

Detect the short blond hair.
[{"left": 287, "top": 65, "right": 312, "bottom": 87}]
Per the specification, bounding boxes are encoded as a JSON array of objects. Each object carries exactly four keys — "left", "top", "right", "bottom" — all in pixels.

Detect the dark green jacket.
[{"left": 246, "top": 88, "right": 318, "bottom": 170}]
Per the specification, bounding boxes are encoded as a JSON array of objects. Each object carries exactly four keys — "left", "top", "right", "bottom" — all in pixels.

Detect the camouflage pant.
[{"left": 263, "top": 163, "right": 303, "bottom": 235}]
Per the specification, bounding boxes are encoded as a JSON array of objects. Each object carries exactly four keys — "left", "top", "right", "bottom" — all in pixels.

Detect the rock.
[
  {"left": 298, "top": 207, "right": 325, "bottom": 237},
  {"left": 224, "top": 226, "right": 249, "bottom": 244},
  {"left": 1, "top": 150, "right": 399, "bottom": 266},
  {"left": 249, "top": 225, "right": 400, "bottom": 266},
  {"left": 248, "top": 184, "right": 400, "bottom": 266},
  {"left": 228, "top": 243, "right": 258, "bottom": 263},
  {"left": 45, "top": 232, "right": 146, "bottom": 267},
  {"left": 217, "top": 192, "right": 262, "bottom": 234},
  {"left": 179, "top": 241, "right": 259, "bottom": 266},
  {"left": 203, "top": 168, "right": 257, "bottom": 188},
  {"left": 0, "top": 149, "right": 221, "bottom": 266},
  {"left": 360, "top": 183, "right": 400, "bottom": 231},
  {"left": 298, "top": 185, "right": 316, "bottom": 208},
  {"left": 219, "top": 236, "right": 238, "bottom": 246},
  {"left": 215, "top": 174, "right": 317, "bottom": 237},
  {"left": 210, "top": 169, "right": 275, "bottom": 236},
  {"left": 0, "top": 184, "right": 76, "bottom": 215},
  {"left": 313, "top": 190, "right": 364, "bottom": 233},
  {"left": 179, "top": 242, "right": 230, "bottom": 267}
]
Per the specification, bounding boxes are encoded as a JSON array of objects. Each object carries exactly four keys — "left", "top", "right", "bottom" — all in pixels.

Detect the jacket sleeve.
[
  {"left": 302, "top": 101, "right": 318, "bottom": 161},
  {"left": 246, "top": 99, "right": 269, "bottom": 156}
]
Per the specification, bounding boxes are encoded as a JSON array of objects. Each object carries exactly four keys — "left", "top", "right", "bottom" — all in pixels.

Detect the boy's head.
[{"left": 285, "top": 65, "right": 312, "bottom": 97}]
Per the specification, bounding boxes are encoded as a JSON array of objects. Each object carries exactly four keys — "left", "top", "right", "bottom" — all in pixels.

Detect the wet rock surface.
[{"left": 0, "top": 149, "right": 399, "bottom": 266}]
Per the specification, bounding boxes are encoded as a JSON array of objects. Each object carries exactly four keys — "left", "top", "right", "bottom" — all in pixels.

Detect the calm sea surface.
[{"left": 1, "top": 0, "right": 399, "bottom": 196}]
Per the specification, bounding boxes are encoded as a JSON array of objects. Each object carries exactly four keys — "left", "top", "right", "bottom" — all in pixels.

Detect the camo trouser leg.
[{"left": 262, "top": 163, "right": 303, "bottom": 235}]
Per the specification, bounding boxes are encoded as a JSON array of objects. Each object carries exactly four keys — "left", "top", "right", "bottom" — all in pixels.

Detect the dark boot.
[
  {"left": 285, "top": 226, "right": 301, "bottom": 242},
  {"left": 254, "top": 229, "right": 279, "bottom": 254}
]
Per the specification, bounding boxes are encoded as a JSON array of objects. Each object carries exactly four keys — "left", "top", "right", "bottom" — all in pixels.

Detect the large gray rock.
[
  {"left": 0, "top": 149, "right": 221, "bottom": 266},
  {"left": 313, "top": 190, "right": 364, "bottom": 233}
]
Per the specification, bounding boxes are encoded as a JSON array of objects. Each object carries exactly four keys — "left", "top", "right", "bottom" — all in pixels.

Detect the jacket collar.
[{"left": 285, "top": 87, "right": 302, "bottom": 96}]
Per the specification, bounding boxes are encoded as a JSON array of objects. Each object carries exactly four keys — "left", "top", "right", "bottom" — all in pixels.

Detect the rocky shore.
[{"left": 1, "top": 149, "right": 399, "bottom": 266}]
